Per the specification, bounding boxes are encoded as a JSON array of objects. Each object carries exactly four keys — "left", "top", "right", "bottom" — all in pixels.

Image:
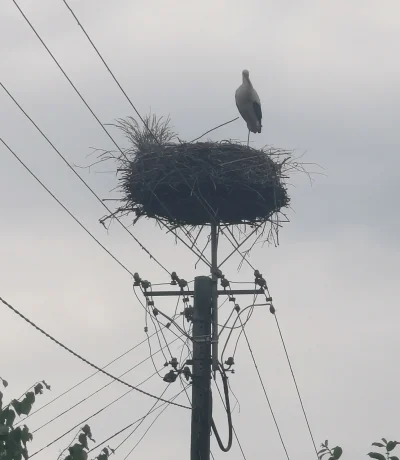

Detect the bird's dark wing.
[
  {"left": 253, "top": 101, "right": 262, "bottom": 122},
  {"left": 236, "top": 101, "right": 247, "bottom": 121}
]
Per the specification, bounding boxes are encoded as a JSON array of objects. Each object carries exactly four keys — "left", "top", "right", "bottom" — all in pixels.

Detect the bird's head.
[{"left": 242, "top": 69, "right": 250, "bottom": 79}]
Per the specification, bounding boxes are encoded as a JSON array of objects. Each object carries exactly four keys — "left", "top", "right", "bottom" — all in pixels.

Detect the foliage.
[
  {"left": 60, "top": 425, "right": 114, "bottom": 460},
  {"left": 369, "top": 438, "right": 400, "bottom": 460},
  {"left": 0, "top": 377, "right": 50, "bottom": 460},
  {"left": 320, "top": 439, "right": 400, "bottom": 460}
]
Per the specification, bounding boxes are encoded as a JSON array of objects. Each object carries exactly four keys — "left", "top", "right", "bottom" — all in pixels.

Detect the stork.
[{"left": 235, "top": 69, "right": 262, "bottom": 146}]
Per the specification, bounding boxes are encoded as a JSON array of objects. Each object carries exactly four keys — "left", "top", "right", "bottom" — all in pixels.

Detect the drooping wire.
[
  {"left": 220, "top": 303, "right": 269, "bottom": 367},
  {"left": 214, "top": 382, "right": 247, "bottom": 460},
  {"left": 133, "top": 286, "right": 170, "bottom": 375},
  {"left": 210, "top": 364, "right": 232, "bottom": 452},
  {"left": 148, "top": 286, "right": 175, "bottom": 359},
  {"left": 0, "top": 295, "right": 190, "bottom": 410}
]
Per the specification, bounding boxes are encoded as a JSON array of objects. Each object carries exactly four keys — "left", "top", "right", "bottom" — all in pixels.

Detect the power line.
[
  {"left": 13, "top": 0, "right": 211, "bottom": 268},
  {"left": 12, "top": 0, "right": 264, "bottom": 293},
  {"left": 237, "top": 313, "right": 290, "bottom": 460},
  {"left": 0, "top": 295, "right": 190, "bottom": 410},
  {"left": 0, "top": 137, "right": 134, "bottom": 277},
  {"left": 121, "top": 387, "right": 184, "bottom": 460},
  {"left": 87, "top": 385, "right": 189, "bottom": 455},
  {"left": 31, "top": 337, "right": 181, "bottom": 433},
  {"left": 272, "top": 308, "right": 318, "bottom": 458},
  {"left": 59, "top": 0, "right": 223, "bottom": 233},
  {"left": 33, "top": 366, "right": 162, "bottom": 434},
  {"left": 214, "top": 378, "right": 247, "bottom": 460},
  {"left": 30, "top": 382, "right": 187, "bottom": 458},
  {"left": 0, "top": 81, "right": 171, "bottom": 276},
  {"left": 115, "top": 386, "right": 169, "bottom": 456},
  {"left": 15, "top": 328, "right": 172, "bottom": 426},
  {"left": 117, "top": 351, "right": 193, "bottom": 459}
]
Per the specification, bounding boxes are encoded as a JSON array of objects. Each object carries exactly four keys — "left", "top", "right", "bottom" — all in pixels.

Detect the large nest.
[
  {"left": 120, "top": 142, "right": 289, "bottom": 226},
  {"left": 99, "top": 115, "right": 294, "bottom": 228}
]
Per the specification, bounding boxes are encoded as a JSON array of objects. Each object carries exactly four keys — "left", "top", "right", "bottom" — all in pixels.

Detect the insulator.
[
  {"left": 182, "top": 366, "right": 192, "bottom": 381},
  {"left": 184, "top": 305, "right": 194, "bottom": 322},
  {"left": 178, "top": 278, "right": 188, "bottom": 288},
  {"left": 234, "top": 304, "right": 240, "bottom": 312},
  {"left": 152, "top": 308, "right": 159, "bottom": 316},
  {"left": 133, "top": 272, "right": 141, "bottom": 286},
  {"left": 163, "top": 370, "right": 177, "bottom": 383},
  {"left": 220, "top": 278, "right": 230, "bottom": 288},
  {"left": 269, "top": 304, "right": 276, "bottom": 314},
  {"left": 170, "top": 357, "right": 178, "bottom": 369},
  {"left": 171, "top": 271, "right": 179, "bottom": 285},
  {"left": 141, "top": 279, "right": 151, "bottom": 290},
  {"left": 225, "top": 357, "right": 235, "bottom": 366}
]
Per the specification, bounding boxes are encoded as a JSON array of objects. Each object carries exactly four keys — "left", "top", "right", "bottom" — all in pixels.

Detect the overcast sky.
[{"left": 1, "top": 1, "right": 400, "bottom": 460}]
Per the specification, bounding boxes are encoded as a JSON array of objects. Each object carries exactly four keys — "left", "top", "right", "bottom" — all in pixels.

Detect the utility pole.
[
  {"left": 190, "top": 275, "right": 213, "bottom": 460},
  {"left": 141, "top": 275, "right": 269, "bottom": 460}
]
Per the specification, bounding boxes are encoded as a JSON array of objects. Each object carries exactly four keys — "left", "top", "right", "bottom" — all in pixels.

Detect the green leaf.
[
  {"left": 383, "top": 439, "right": 388, "bottom": 445},
  {"left": 389, "top": 457, "right": 399, "bottom": 460},
  {"left": 332, "top": 446, "right": 343, "bottom": 459},
  {"left": 368, "top": 452, "right": 386, "bottom": 460},
  {"left": 34, "top": 383, "right": 44, "bottom": 395},
  {"left": 20, "top": 426, "right": 33, "bottom": 446},
  {"left": 82, "top": 424, "right": 95, "bottom": 442},
  {"left": 78, "top": 433, "right": 89, "bottom": 450},
  {"left": 325, "top": 440, "right": 329, "bottom": 447},
  {"left": 372, "top": 443, "right": 386, "bottom": 448},
  {"left": 0, "top": 408, "right": 16, "bottom": 427},
  {"left": 387, "top": 442, "right": 397, "bottom": 452}
]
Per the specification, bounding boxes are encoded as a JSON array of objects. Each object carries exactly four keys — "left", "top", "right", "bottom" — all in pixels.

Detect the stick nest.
[{"left": 100, "top": 115, "right": 292, "bottom": 227}]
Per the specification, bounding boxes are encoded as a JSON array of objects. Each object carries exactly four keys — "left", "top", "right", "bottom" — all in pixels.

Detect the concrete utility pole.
[
  {"left": 142, "top": 276, "right": 265, "bottom": 460},
  {"left": 190, "top": 276, "right": 213, "bottom": 460}
]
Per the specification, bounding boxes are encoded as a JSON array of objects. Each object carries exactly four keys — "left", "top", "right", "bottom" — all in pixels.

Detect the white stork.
[{"left": 235, "top": 69, "right": 262, "bottom": 145}]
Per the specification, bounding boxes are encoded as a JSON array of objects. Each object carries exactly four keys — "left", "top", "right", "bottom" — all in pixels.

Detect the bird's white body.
[{"left": 235, "top": 69, "right": 262, "bottom": 134}]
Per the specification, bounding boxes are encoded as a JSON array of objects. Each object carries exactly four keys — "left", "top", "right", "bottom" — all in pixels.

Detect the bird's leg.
[{"left": 247, "top": 130, "right": 250, "bottom": 147}]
